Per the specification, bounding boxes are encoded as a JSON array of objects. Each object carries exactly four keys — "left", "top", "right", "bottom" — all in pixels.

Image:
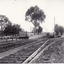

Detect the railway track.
[
  {"left": 0, "top": 37, "right": 62, "bottom": 63},
  {"left": 28, "top": 38, "right": 64, "bottom": 63},
  {"left": 0, "top": 37, "right": 47, "bottom": 53},
  {"left": 23, "top": 38, "right": 63, "bottom": 63},
  {"left": 0, "top": 37, "right": 48, "bottom": 63}
]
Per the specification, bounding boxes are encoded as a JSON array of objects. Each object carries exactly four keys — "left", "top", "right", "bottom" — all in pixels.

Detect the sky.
[{"left": 0, "top": 0, "right": 64, "bottom": 32}]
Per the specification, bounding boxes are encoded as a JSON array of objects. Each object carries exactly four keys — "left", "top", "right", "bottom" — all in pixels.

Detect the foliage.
[
  {"left": 0, "top": 15, "right": 23, "bottom": 36},
  {"left": 37, "top": 26, "right": 43, "bottom": 34},
  {"left": 54, "top": 24, "right": 59, "bottom": 35},
  {"left": 25, "top": 5, "right": 46, "bottom": 27},
  {"left": 4, "top": 24, "right": 22, "bottom": 35},
  {"left": 0, "top": 15, "right": 11, "bottom": 31},
  {"left": 54, "top": 24, "right": 64, "bottom": 36},
  {"left": 32, "top": 27, "right": 37, "bottom": 34},
  {"left": 59, "top": 26, "right": 64, "bottom": 35},
  {"left": 32, "top": 26, "right": 43, "bottom": 35}
]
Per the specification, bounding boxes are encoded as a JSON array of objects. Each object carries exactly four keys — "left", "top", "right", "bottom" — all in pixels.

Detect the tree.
[
  {"left": 32, "top": 26, "right": 43, "bottom": 35},
  {"left": 25, "top": 5, "right": 46, "bottom": 34},
  {"left": 32, "top": 27, "right": 37, "bottom": 34},
  {"left": 37, "top": 26, "right": 43, "bottom": 34},
  {"left": 54, "top": 24, "right": 59, "bottom": 35},
  {"left": 59, "top": 26, "right": 64, "bottom": 35},
  {"left": 12, "top": 24, "right": 21, "bottom": 35},
  {"left": 4, "top": 24, "right": 12, "bottom": 35},
  {"left": 0, "top": 15, "right": 11, "bottom": 35},
  {"left": 4, "top": 24, "right": 22, "bottom": 35},
  {"left": 54, "top": 24, "right": 64, "bottom": 36}
]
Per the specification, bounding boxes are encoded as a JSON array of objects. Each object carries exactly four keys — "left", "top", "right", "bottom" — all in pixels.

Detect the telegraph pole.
[
  {"left": 54, "top": 17, "right": 55, "bottom": 31},
  {"left": 54, "top": 17, "right": 55, "bottom": 37},
  {"left": 54, "top": 17, "right": 55, "bottom": 26}
]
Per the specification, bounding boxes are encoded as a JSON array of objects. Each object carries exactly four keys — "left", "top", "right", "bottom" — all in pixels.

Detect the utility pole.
[
  {"left": 54, "top": 17, "right": 55, "bottom": 26},
  {"left": 54, "top": 17, "right": 55, "bottom": 37}
]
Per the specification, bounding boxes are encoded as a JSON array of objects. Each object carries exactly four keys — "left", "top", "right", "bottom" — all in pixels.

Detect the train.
[
  {"left": 0, "top": 31, "right": 29, "bottom": 40},
  {"left": 18, "top": 31, "right": 29, "bottom": 39}
]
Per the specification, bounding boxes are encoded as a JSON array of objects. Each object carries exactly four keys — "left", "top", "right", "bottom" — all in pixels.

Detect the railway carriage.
[
  {"left": 18, "top": 31, "right": 29, "bottom": 39},
  {"left": 0, "top": 31, "right": 29, "bottom": 40}
]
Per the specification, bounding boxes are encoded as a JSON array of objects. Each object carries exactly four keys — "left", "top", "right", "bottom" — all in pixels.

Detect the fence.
[{"left": 0, "top": 36, "right": 22, "bottom": 42}]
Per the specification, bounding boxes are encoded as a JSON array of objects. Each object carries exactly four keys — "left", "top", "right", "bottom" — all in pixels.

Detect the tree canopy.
[
  {"left": 0, "top": 15, "right": 23, "bottom": 36},
  {"left": 25, "top": 5, "right": 46, "bottom": 27},
  {"left": 4, "top": 24, "right": 22, "bottom": 35},
  {"left": 0, "top": 15, "right": 11, "bottom": 31},
  {"left": 54, "top": 24, "right": 64, "bottom": 36}
]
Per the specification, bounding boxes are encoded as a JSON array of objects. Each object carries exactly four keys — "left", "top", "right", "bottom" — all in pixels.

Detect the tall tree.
[
  {"left": 25, "top": 5, "right": 46, "bottom": 34},
  {"left": 0, "top": 15, "right": 11, "bottom": 35}
]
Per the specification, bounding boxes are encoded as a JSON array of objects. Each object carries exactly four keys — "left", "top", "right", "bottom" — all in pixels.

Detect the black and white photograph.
[{"left": 0, "top": 0, "right": 64, "bottom": 63}]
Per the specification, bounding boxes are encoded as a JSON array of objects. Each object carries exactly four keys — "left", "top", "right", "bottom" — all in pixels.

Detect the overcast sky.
[{"left": 0, "top": 0, "right": 64, "bottom": 32}]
